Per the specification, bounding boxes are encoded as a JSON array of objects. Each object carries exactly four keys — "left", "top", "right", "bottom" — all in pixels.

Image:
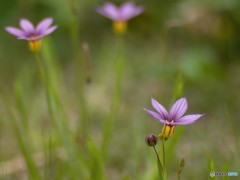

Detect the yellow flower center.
[
  {"left": 28, "top": 40, "right": 41, "bottom": 53},
  {"left": 113, "top": 21, "right": 127, "bottom": 35},
  {"left": 160, "top": 120, "right": 175, "bottom": 140}
]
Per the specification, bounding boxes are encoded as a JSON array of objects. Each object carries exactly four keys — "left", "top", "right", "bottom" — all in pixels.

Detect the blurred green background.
[{"left": 0, "top": 0, "right": 240, "bottom": 179}]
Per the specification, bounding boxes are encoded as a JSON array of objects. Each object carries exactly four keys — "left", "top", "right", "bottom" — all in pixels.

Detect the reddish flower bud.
[{"left": 145, "top": 134, "right": 158, "bottom": 146}]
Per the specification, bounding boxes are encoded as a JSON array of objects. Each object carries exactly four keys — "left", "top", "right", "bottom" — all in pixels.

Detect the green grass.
[{"left": 0, "top": 0, "right": 240, "bottom": 179}]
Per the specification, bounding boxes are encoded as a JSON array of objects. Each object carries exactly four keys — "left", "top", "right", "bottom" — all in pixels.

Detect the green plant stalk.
[
  {"left": 177, "top": 159, "right": 185, "bottom": 180},
  {"left": 87, "top": 138, "right": 105, "bottom": 180},
  {"left": 77, "top": 53, "right": 89, "bottom": 140},
  {"left": 206, "top": 152, "right": 216, "bottom": 180},
  {"left": 224, "top": 105, "right": 240, "bottom": 154},
  {"left": 101, "top": 36, "right": 125, "bottom": 159},
  {"left": 153, "top": 146, "right": 164, "bottom": 180},
  {"left": 34, "top": 53, "right": 46, "bottom": 83},
  {"left": 170, "top": 72, "right": 183, "bottom": 104},
  {"left": 14, "top": 80, "right": 29, "bottom": 131},
  {"left": 177, "top": 172, "right": 181, "bottom": 180},
  {"left": 68, "top": 0, "right": 80, "bottom": 49},
  {"left": 1, "top": 92, "right": 41, "bottom": 179},
  {"left": 50, "top": 88, "right": 88, "bottom": 179},
  {"left": 34, "top": 51, "right": 88, "bottom": 179},
  {"left": 67, "top": 0, "right": 90, "bottom": 140},
  {"left": 10, "top": 115, "right": 41, "bottom": 179},
  {"left": 165, "top": 126, "right": 185, "bottom": 159},
  {"left": 42, "top": 127, "right": 53, "bottom": 180},
  {"left": 161, "top": 139, "right": 167, "bottom": 180}
]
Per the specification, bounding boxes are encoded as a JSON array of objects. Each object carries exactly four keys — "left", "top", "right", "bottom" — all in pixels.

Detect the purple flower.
[
  {"left": 97, "top": 2, "right": 143, "bottom": 35},
  {"left": 5, "top": 18, "right": 57, "bottom": 41},
  {"left": 97, "top": 2, "right": 143, "bottom": 21},
  {"left": 144, "top": 97, "right": 203, "bottom": 139}
]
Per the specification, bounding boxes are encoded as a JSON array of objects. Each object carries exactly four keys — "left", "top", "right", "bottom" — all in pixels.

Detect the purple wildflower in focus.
[
  {"left": 97, "top": 2, "right": 143, "bottom": 35},
  {"left": 5, "top": 18, "right": 57, "bottom": 53},
  {"left": 144, "top": 97, "right": 204, "bottom": 140}
]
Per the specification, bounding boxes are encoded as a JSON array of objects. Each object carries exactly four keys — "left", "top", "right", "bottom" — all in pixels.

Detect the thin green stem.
[
  {"left": 34, "top": 53, "right": 53, "bottom": 117},
  {"left": 34, "top": 53, "right": 46, "bottom": 83},
  {"left": 177, "top": 172, "right": 181, "bottom": 180},
  {"left": 162, "top": 139, "right": 166, "bottom": 170},
  {"left": 101, "top": 36, "right": 125, "bottom": 159},
  {"left": 67, "top": 0, "right": 80, "bottom": 49},
  {"left": 177, "top": 159, "right": 181, "bottom": 180},
  {"left": 162, "top": 139, "right": 167, "bottom": 180},
  {"left": 34, "top": 51, "right": 86, "bottom": 179},
  {"left": 153, "top": 146, "right": 163, "bottom": 172},
  {"left": 1, "top": 91, "right": 41, "bottom": 179},
  {"left": 67, "top": 0, "right": 90, "bottom": 140}
]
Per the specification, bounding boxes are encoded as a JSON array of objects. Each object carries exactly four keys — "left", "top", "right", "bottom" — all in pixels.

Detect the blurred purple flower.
[
  {"left": 5, "top": 18, "right": 57, "bottom": 41},
  {"left": 144, "top": 97, "right": 204, "bottom": 139},
  {"left": 97, "top": 2, "right": 143, "bottom": 21}
]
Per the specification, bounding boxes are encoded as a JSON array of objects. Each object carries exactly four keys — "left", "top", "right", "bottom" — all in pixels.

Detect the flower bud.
[
  {"left": 145, "top": 134, "right": 158, "bottom": 146},
  {"left": 178, "top": 158, "right": 185, "bottom": 173}
]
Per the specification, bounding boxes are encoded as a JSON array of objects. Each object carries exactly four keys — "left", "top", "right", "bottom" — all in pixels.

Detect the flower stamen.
[
  {"left": 113, "top": 21, "right": 127, "bottom": 35},
  {"left": 160, "top": 120, "right": 175, "bottom": 140},
  {"left": 28, "top": 40, "right": 41, "bottom": 53}
]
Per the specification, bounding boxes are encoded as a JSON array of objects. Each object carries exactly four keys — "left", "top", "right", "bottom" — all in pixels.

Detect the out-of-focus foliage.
[{"left": 0, "top": 0, "right": 240, "bottom": 179}]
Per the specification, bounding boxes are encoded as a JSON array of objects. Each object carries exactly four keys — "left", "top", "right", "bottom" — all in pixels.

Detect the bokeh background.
[{"left": 0, "top": 0, "right": 240, "bottom": 179}]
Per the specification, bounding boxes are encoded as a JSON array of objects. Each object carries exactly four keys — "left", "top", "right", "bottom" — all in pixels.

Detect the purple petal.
[
  {"left": 119, "top": 2, "right": 143, "bottom": 20},
  {"left": 5, "top": 27, "right": 26, "bottom": 38},
  {"left": 18, "top": 37, "right": 34, "bottom": 41},
  {"left": 20, "top": 19, "right": 34, "bottom": 33},
  {"left": 151, "top": 98, "right": 168, "bottom": 119},
  {"left": 18, "top": 35, "right": 43, "bottom": 41},
  {"left": 133, "top": 7, "right": 143, "bottom": 16},
  {"left": 97, "top": 3, "right": 119, "bottom": 20},
  {"left": 39, "top": 25, "right": 57, "bottom": 37},
  {"left": 174, "top": 114, "right": 204, "bottom": 125},
  {"left": 36, "top": 18, "right": 53, "bottom": 34},
  {"left": 143, "top": 108, "right": 165, "bottom": 124},
  {"left": 169, "top": 98, "right": 188, "bottom": 120},
  {"left": 119, "top": 2, "right": 135, "bottom": 20}
]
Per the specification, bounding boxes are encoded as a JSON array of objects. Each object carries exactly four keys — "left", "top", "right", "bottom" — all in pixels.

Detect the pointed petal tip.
[
  {"left": 170, "top": 97, "right": 188, "bottom": 120},
  {"left": 175, "top": 114, "right": 204, "bottom": 125},
  {"left": 143, "top": 107, "right": 148, "bottom": 111},
  {"left": 150, "top": 97, "right": 155, "bottom": 103},
  {"left": 150, "top": 98, "right": 160, "bottom": 106},
  {"left": 45, "top": 17, "right": 53, "bottom": 21},
  {"left": 5, "top": 27, "right": 25, "bottom": 38},
  {"left": 144, "top": 108, "right": 165, "bottom": 124},
  {"left": 41, "top": 17, "right": 53, "bottom": 24},
  {"left": 19, "top": 18, "right": 34, "bottom": 33},
  {"left": 180, "top": 97, "right": 187, "bottom": 101}
]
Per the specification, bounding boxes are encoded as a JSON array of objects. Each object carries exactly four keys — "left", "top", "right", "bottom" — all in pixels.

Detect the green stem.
[
  {"left": 101, "top": 36, "right": 125, "bottom": 159},
  {"left": 34, "top": 53, "right": 46, "bottom": 83},
  {"left": 35, "top": 51, "right": 87, "bottom": 178},
  {"left": 34, "top": 53, "right": 53, "bottom": 117},
  {"left": 162, "top": 139, "right": 166, "bottom": 171},
  {"left": 67, "top": 0, "right": 90, "bottom": 140},
  {"left": 68, "top": 0, "right": 80, "bottom": 49},
  {"left": 162, "top": 139, "right": 167, "bottom": 180},
  {"left": 178, "top": 173, "right": 181, "bottom": 180},
  {"left": 1, "top": 92, "right": 41, "bottom": 179},
  {"left": 153, "top": 146, "right": 163, "bottom": 173}
]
